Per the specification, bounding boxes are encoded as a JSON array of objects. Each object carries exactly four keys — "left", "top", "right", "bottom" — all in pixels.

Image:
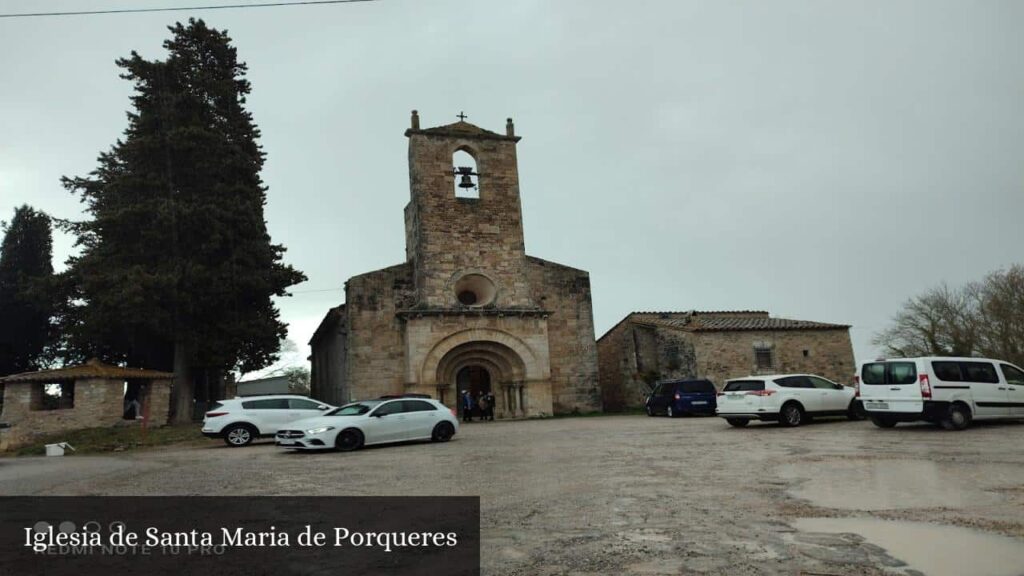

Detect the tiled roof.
[
  {"left": 1, "top": 359, "right": 174, "bottom": 383},
  {"left": 632, "top": 310, "right": 769, "bottom": 317},
  {"left": 673, "top": 315, "right": 848, "bottom": 332},
  {"left": 620, "top": 310, "right": 848, "bottom": 335},
  {"left": 309, "top": 304, "right": 346, "bottom": 345}
]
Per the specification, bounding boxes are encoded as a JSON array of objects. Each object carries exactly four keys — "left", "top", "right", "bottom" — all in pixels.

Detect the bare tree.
[
  {"left": 975, "top": 265, "right": 1024, "bottom": 366},
  {"left": 873, "top": 283, "right": 980, "bottom": 358}
]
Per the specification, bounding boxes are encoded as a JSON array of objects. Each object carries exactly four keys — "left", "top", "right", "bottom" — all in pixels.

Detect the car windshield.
[{"left": 328, "top": 401, "right": 381, "bottom": 416}]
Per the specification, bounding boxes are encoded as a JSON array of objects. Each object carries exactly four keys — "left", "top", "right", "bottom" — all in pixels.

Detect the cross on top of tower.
[{"left": 457, "top": 111, "right": 468, "bottom": 121}]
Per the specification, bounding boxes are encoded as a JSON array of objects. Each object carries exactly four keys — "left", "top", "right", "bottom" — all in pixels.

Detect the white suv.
[
  {"left": 202, "top": 395, "right": 334, "bottom": 446},
  {"left": 275, "top": 396, "right": 459, "bottom": 451},
  {"left": 716, "top": 374, "right": 863, "bottom": 427},
  {"left": 857, "top": 357, "right": 1024, "bottom": 430}
]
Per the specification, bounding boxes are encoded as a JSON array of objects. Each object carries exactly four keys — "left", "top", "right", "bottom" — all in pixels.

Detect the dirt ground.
[{"left": 2, "top": 414, "right": 1023, "bottom": 575}]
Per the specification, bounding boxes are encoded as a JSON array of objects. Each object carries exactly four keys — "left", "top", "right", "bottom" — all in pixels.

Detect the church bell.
[{"left": 454, "top": 165, "right": 478, "bottom": 189}]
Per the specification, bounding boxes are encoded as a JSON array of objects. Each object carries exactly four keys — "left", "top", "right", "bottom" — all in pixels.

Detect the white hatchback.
[
  {"left": 716, "top": 374, "right": 863, "bottom": 427},
  {"left": 202, "top": 395, "right": 334, "bottom": 446},
  {"left": 275, "top": 397, "right": 459, "bottom": 451}
]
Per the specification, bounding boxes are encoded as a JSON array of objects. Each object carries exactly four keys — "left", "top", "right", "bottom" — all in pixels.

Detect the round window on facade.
[{"left": 453, "top": 274, "right": 496, "bottom": 307}]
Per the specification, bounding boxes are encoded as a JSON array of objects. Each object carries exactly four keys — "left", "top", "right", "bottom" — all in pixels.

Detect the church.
[{"left": 309, "top": 112, "right": 601, "bottom": 417}]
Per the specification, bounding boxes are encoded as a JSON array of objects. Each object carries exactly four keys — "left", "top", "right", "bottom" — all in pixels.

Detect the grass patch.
[{"left": 9, "top": 424, "right": 213, "bottom": 457}]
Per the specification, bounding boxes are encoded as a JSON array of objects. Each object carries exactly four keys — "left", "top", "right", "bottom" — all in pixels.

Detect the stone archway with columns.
[{"left": 407, "top": 326, "right": 553, "bottom": 418}]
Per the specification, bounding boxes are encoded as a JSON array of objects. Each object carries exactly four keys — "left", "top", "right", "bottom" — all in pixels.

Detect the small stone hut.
[{"left": 0, "top": 359, "right": 173, "bottom": 450}]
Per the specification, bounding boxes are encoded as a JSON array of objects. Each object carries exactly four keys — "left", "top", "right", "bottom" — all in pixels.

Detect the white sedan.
[{"left": 275, "top": 396, "right": 459, "bottom": 451}]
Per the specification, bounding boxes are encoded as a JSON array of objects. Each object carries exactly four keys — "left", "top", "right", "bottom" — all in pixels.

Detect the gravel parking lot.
[{"left": 2, "top": 415, "right": 1023, "bottom": 575}]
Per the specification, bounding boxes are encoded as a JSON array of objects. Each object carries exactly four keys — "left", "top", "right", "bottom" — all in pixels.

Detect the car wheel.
[
  {"left": 847, "top": 400, "right": 867, "bottom": 421},
  {"left": 223, "top": 424, "right": 256, "bottom": 447},
  {"left": 780, "top": 403, "right": 804, "bottom": 427},
  {"left": 726, "top": 418, "right": 749, "bottom": 428},
  {"left": 870, "top": 415, "right": 897, "bottom": 428},
  {"left": 666, "top": 405, "right": 676, "bottom": 418},
  {"left": 432, "top": 422, "right": 455, "bottom": 442},
  {"left": 334, "top": 429, "right": 364, "bottom": 452},
  {"left": 940, "top": 403, "right": 972, "bottom": 431},
  {"left": 645, "top": 406, "right": 654, "bottom": 417}
]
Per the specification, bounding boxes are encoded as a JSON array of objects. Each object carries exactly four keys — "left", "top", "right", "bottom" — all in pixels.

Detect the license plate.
[
  {"left": 276, "top": 440, "right": 296, "bottom": 446},
  {"left": 691, "top": 401, "right": 707, "bottom": 405},
  {"left": 865, "top": 402, "right": 889, "bottom": 410}
]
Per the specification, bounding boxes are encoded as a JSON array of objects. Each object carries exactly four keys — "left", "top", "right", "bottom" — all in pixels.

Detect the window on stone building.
[
  {"left": 453, "top": 149, "right": 479, "bottom": 199},
  {"left": 754, "top": 347, "right": 774, "bottom": 371},
  {"left": 32, "top": 381, "right": 75, "bottom": 410},
  {"left": 802, "top": 349, "right": 809, "bottom": 357}
]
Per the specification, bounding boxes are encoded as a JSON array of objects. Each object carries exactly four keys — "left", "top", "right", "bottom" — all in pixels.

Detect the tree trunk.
[{"left": 171, "top": 339, "right": 194, "bottom": 423}]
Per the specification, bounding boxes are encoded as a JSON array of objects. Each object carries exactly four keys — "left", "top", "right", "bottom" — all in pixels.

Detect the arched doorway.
[
  {"left": 431, "top": 340, "right": 528, "bottom": 418},
  {"left": 419, "top": 328, "right": 551, "bottom": 418},
  {"left": 456, "top": 365, "right": 491, "bottom": 419}
]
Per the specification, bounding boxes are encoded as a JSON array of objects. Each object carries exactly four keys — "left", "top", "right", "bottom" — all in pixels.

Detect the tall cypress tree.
[
  {"left": 0, "top": 205, "right": 55, "bottom": 377},
  {"left": 61, "top": 19, "right": 305, "bottom": 421}
]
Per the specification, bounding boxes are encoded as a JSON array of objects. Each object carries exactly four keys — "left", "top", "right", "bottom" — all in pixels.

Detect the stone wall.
[
  {"left": 343, "top": 263, "right": 414, "bottom": 402},
  {"left": 597, "top": 322, "right": 698, "bottom": 411},
  {"left": 690, "top": 329, "right": 855, "bottom": 389},
  {"left": 310, "top": 307, "right": 348, "bottom": 407},
  {"left": 526, "top": 256, "right": 600, "bottom": 413},
  {"left": 0, "top": 378, "right": 171, "bottom": 450},
  {"left": 598, "top": 317, "right": 855, "bottom": 410}
]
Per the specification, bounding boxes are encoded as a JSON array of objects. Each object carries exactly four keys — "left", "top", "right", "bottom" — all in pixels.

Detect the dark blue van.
[{"left": 645, "top": 379, "right": 718, "bottom": 417}]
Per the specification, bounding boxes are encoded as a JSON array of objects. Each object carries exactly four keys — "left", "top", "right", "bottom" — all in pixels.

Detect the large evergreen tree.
[
  {"left": 61, "top": 19, "right": 305, "bottom": 421},
  {"left": 0, "top": 205, "right": 56, "bottom": 377}
]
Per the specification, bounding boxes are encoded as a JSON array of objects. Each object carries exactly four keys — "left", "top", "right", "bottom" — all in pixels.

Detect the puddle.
[
  {"left": 779, "top": 459, "right": 1021, "bottom": 510},
  {"left": 795, "top": 518, "right": 1024, "bottom": 576}
]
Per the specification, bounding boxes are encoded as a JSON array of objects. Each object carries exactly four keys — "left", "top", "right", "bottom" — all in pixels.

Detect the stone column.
[
  {"left": 517, "top": 382, "right": 527, "bottom": 418},
  {"left": 504, "top": 384, "right": 516, "bottom": 417}
]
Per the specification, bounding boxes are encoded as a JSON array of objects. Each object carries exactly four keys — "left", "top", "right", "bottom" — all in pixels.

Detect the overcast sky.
[{"left": 2, "top": 0, "right": 1023, "bottom": 378}]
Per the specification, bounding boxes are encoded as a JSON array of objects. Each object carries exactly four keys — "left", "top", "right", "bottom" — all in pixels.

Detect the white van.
[{"left": 856, "top": 357, "right": 1024, "bottom": 430}]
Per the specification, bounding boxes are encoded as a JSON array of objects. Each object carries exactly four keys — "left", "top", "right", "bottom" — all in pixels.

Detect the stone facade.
[
  {"left": 310, "top": 112, "right": 600, "bottom": 416},
  {"left": 598, "top": 311, "right": 855, "bottom": 411},
  {"left": 0, "top": 360, "right": 173, "bottom": 450}
]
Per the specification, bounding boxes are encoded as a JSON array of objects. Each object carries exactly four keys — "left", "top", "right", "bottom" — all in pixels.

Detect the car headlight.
[{"left": 306, "top": 426, "right": 335, "bottom": 435}]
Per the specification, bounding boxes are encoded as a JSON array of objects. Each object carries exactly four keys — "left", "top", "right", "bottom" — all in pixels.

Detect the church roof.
[
  {"left": 598, "top": 310, "right": 849, "bottom": 341},
  {"left": 309, "top": 304, "right": 346, "bottom": 346},
  {"left": 0, "top": 358, "right": 175, "bottom": 383},
  {"left": 405, "top": 120, "right": 521, "bottom": 142}
]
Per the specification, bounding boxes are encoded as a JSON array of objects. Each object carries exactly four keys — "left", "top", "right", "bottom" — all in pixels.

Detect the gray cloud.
[{"left": 2, "top": 0, "right": 1022, "bottom": 375}]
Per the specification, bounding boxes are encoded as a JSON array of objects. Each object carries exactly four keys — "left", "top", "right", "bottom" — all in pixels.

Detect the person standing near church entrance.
[
  {"left": 484, "top": 391, "right": 496, "bottom": 421},
  {"left": 461, "top": 390, "right": 473, "bottom": 422}
]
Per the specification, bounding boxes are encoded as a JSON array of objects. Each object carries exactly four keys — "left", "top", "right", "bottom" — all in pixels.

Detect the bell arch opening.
[{"left": 453, "top": 149, "right": 479, "bottom": 199}]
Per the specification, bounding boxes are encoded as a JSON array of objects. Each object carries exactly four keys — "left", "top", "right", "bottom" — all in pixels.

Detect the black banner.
[{"left": 0, "top": 496, "right": 480, "bottom": 575}]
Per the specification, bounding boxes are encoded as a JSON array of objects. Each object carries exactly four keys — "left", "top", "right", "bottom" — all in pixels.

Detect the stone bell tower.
[
  {"left": 403, "top": 110, "right": 538, "bottom": 311},
  {"left": 309, "top": 111, "right": 600, "bottom": 418}
]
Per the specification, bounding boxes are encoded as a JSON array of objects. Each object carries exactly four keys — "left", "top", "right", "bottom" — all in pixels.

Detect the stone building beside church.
[
  {"left": 598, "top": 310, "right": 854, "bottom": 411},
  {"left": 309, "top": 112, "right": 600, "bottom": 417}
]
